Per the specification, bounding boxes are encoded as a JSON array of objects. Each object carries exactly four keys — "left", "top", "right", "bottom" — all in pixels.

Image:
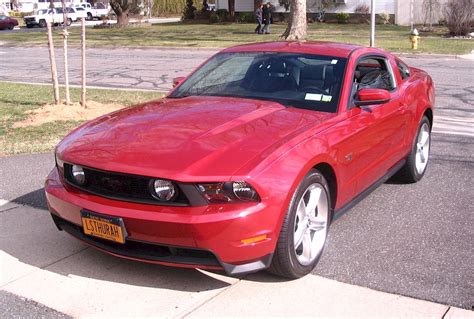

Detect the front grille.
[
  {"left": 64, "top": 163, "right": 190, "bottom": 206},
  {"left": 51, "top": 214, "right": 222, "bottom": 268}
]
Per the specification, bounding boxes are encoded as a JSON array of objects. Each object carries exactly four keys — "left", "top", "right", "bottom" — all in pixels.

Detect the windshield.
[{"left": 170, "top": 52, "right": 347, "bottom": 113}]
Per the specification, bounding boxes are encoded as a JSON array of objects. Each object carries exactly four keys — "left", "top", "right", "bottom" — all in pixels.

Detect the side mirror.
[
  {"left": 172, "top": 76, "right": 185, "bottom": 88},
  {"left": 354, "top": 88, "right": 391, "bottom": 107}
]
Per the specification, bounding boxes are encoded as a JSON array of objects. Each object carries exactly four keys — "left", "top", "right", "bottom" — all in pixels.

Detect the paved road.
[
  {"left": 0, "top": 48, "right": 473, "bottom": 312},
  {"left": 0, "top": 46, "right": 213, "bottom": 92},
  {"left": 2, "top": 17, "right": 181, "bottom": 34}
]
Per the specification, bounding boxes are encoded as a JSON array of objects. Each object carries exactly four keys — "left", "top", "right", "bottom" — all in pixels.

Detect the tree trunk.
[
  {"left": 110, "top": 0, "right": 130, "bottom": 27},
  {"left": 282, "top": 0, "right": 307, "bottom": 40},
  {"left": 46, "top": 21, "right": 60, "bottom": 105},
  {"left": 116, "top": 10, "right": 130, "bottom": 26},
  {"left": 228, "top": 0, "right": 235, "bottom": 18}
]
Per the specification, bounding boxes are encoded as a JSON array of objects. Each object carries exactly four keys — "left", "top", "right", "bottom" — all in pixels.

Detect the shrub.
[
  {"left": 216, "top": 9, "right": 229, "bottom": 22},
  {"left": 209, "top": 12, "right": 220, "bottom": 23},
  {"left": 379, "top": 12, "right": 390, "bottom": 24},
  {"left": 237, "top": 12, "right": 255, "bottom": 23},
  {"left": 443, "top": 0, "right": 473, "bottom": 36},
  {"left": 336, "top": 12, "right": 350, "bottom": 24},
  {"left": 182, "top": 0, "right": 197, "bottom": 20},
  {"left": 355, "top": 4, "right": 370, "bottom": 23}
]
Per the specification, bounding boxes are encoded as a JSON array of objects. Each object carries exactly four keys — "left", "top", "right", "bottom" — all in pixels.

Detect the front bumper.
[{"left": 45, "top": 168, "right": 278, "bottom": 275}]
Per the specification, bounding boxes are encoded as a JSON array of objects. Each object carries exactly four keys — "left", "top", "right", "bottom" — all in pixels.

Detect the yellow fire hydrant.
[{"left": 410, "top": 28, "right": 420, "bottom": 50}]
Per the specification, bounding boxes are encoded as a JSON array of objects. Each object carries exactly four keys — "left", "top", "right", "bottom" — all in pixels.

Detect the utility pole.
[
  {"left": 370, "top": 0, "right": 375, "bottom": 47},
  {"left": 81, "top": 18, "right": 86, "bottom": 108}
]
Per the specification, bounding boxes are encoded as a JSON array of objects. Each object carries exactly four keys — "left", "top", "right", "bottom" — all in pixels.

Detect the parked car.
[
  {"left": 24, "top": 8, "right": 71, "bottom": 28},
  {"left": 72, "top": 6, "right": 88, "bottom": 21},
  {"left": 74, "top": 2, "right": 109, "bottom": 20},
  {"left": 0, "top": 15, "right": 18, "bottom": 30},
  {"left": 46, "top": 41, "right": 434, "bottom": 278}
]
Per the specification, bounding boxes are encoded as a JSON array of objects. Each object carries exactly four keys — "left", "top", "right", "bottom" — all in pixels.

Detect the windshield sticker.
[
  {"left": 305, "top": 93, "right": 322, "bottom": 101},
  {"left": 322, "top": 95, "right": 333, "bottom": 102},
  {"left": 331, "top": 59, "right": 338, "bottom": 65}
]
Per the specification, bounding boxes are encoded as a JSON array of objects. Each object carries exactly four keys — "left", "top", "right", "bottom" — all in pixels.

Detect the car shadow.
[
  {"left": 11, "top": 188, "right": 48, "bottom": 210},
  {"left": 1, "top": 189, "right": 236, "bottom": 293}
]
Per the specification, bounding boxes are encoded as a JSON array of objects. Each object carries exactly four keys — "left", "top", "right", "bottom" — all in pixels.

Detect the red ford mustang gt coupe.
[{"left": 45, "top": 41, "right": 434, "bottom": 278}]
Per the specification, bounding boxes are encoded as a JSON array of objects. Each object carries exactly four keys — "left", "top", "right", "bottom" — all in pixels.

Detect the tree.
[
  {"left": 423, "top": 0, "right": 440, "bottom": 29},
  {"left": 282, "top": 0, "right": 307, "bottom": 40},
  {"left": 110, "top": 0, "right": 131, "bottom": 26}
]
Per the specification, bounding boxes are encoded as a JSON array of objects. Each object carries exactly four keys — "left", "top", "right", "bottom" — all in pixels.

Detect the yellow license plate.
[{"left": 81, "top": 210, "right": 126, "bottom": 244}]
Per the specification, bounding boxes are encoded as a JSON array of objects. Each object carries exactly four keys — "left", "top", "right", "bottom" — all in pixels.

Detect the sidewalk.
[{"left": 1, "top": 199, "right": 472, "bottom": 318}]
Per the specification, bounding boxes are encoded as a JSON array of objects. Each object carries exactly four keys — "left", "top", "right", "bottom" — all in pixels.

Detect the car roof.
[{"left": 221, "top": 41, "right": 373, "bottom": 58}]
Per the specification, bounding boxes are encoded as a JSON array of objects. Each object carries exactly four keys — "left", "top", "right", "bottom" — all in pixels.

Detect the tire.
[
  {"left": 8, "top": 23, "right": 14, "bottom": 30},
  {"left": 39, "top": 19, "right": 47, "bottom": 28},
  {"left": 395, "top": 115, "right": 431, "bottom": 183},
  {"left": 66, "top": 18, "right": 72, "bottom": 26},
  {"left": 87, "top": 12, "right": 93, "bottom": 21},
  {"left": 268, "top": 169, "right": 331, "bottom": 278}
]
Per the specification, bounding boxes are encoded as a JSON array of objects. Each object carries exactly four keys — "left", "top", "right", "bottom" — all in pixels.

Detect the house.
[{"left": 215, "top": 0, "right": 449, "bottom": 26}]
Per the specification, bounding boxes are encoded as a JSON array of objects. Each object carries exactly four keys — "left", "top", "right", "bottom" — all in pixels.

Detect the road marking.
[
  {"left": 433, "top": 115, "right": 474, "bottom": 137},
  {"left": 0, "top": 199, "right": 10, "bottom": 206}
]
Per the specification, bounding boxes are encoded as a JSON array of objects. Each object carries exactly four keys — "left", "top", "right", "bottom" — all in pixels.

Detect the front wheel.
[
  {"left": 268, "top": 169, "right": 331, "bottom": 278},
  {"left": 87, "top": 12, "right": 93, "bottom": 20},
  {"left": 8, "top": 23, "right": 14, "bottom": 30},
  {"left": 395, "top": 115, "right": 431, "bottom": 183},
  {"left": 66, "top": 18, "right": 72, "bottom": 26},
  {"left": 38, "top": 19, "right": 46, "bottom": 28}
]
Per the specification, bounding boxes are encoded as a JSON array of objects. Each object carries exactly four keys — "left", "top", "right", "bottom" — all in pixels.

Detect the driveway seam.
[
  {"left": 441, "top": 306, "right": 451, "bottom": 319},
  {"left": 1, "top": 247, "right": 90, "bottom": 289},
  {"left": 178, "top": 276, "right": 247, "bottom": 319}
]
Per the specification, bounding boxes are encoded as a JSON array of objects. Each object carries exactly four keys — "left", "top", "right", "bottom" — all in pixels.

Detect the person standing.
[
  {"left": 262, "top": 2, "right": 272, "bottom": 34},
  {"left": 255, "top": 3, "right": 263, "bottom": 34}
]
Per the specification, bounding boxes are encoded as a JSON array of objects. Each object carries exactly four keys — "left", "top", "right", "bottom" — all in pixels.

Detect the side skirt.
[{"left": 333, "top": 159, "right": 406, "bottom": 221}]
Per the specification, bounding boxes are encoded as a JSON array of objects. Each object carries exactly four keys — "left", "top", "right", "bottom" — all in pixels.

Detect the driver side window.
[{"left": 353, "top": 57, "right": 396, "bottom": 92}]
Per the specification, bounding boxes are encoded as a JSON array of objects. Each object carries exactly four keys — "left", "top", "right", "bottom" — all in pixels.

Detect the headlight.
[
  {"left": 150, "top": 179, "right": 177, "bottom": 201},
  {"left": 232, "top": 181, "right": 259, "bottom": 201},
  {"left": 55, "top": 150, "right": 64, "bottom": 169},
  {"left": 71, "top": 165, "right": 86, "bottom": 185},
  {"left": 197, "top": 181, "right": 260, "bottom": 203}
]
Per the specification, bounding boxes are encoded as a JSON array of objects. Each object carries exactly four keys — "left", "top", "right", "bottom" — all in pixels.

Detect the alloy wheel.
[{"left": 293, "top": 183, "right": 329, "bottom": 266}]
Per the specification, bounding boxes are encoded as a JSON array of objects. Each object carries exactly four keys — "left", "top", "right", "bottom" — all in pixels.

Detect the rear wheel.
[
  {"left": 87, "top": 12, "right": 93, "bottom": 20},
  {"left": 66, "top": 18, "right": 72, "bottom": 26},
  {"left": 39, "top": 19, "right": 46, "bottom": 28},
  {"left": 395, "top": 115, "right": 431, "bottom": 183},
  {"left": 268, "top": 169, "right": 331, "bottom": 278}
]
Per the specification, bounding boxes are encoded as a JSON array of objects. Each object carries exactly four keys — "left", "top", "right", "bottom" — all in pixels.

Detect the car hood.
[{"left": 58, "top": 96, "right": 335, "bottom": 181}]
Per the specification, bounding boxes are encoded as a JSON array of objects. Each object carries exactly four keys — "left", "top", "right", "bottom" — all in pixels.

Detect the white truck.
[
  {"left": 24, "top": 8, "right": 71, "bottom": 28},
  {"left": 74, "top": 2, "right": 110, "bottom": 20}
]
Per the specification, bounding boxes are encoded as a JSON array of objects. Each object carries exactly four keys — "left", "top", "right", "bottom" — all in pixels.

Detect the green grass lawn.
[
  {"left": 1, "top": 22, "right": 472, "bottom": 55},
  {"left": 0, "top": 82, "right": 164, "bottom": 155}
]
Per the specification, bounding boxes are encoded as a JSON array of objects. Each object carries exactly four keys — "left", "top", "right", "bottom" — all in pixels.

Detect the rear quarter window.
[{"left": 397, "top": 60, "right": 410, "bottom": 80}]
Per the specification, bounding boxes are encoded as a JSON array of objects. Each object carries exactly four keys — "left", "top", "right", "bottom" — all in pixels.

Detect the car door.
[{"left": 347, "top": 56, "right": 408, "bottom": 194}]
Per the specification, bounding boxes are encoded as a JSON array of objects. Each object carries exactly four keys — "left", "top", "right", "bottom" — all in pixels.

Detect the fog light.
[
  {"left": 71, "top": 165, "right": 86, "bottom": 185},
  {"left": 151, "top": 179, "right": 176, "bottom": 201}
]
